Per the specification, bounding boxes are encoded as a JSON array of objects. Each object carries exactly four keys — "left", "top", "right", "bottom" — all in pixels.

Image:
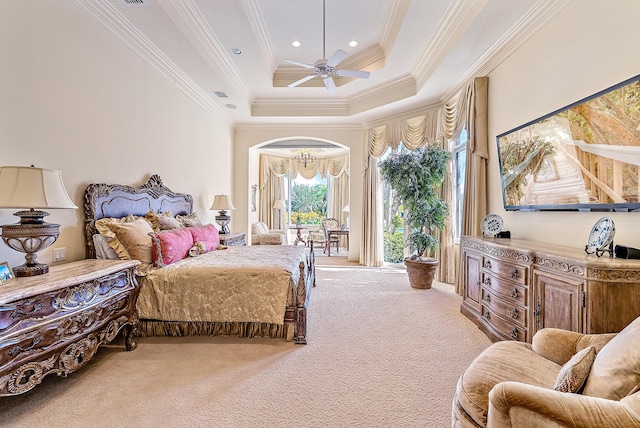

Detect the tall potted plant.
[{"left": 379, "top": 144, "right": 450, "bottom": 289}]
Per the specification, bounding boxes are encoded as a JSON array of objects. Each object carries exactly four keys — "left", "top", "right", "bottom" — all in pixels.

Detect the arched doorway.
[{"left": 249, "top": 138, "right": 350, "bottom": 255}]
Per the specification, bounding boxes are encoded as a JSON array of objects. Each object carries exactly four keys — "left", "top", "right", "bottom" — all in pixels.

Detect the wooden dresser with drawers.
[{"left": 460, "top": 236, "right": 640, "bottom": 343}]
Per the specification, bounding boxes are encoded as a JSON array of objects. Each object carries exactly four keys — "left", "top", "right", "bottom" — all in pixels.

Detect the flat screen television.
[{"left": 496, "top": 74, "right": 640, "bottom": 212}]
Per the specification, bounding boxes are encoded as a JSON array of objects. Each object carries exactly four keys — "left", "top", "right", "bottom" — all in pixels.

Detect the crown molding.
[
  {"left": 235, "top": 123, "right": 365, "bottom": 133},
  {"left": 349, "top": 74, "right": 416, "bottom": 115},
  {"left": 167, "top": 0, "right": 252, "bottom": 100},
  {"left": 72, "top": 0, "right": 230, "bottom": 123},
  {"left": 380, "top": 0, "right": 411, "bottom": 53},
  {"left": 413, "top": 0, "right": 489, "bottom": 89},
  {"left": 439, "top": 0, "right": 573, "bottom": 101},
  {"left": 254, "top": 73, "right": 417, "bottom": 118},
  {"left": 241, "top": 0, "right": 277, "bottom": 72},
  {"left": 251, "top": 99, "right": 350, "bottom": 117}
]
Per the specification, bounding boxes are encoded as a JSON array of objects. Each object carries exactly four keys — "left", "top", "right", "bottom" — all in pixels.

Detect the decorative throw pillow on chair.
[{"left": 553, "top": 346, "right": 597, "bottom": 393}]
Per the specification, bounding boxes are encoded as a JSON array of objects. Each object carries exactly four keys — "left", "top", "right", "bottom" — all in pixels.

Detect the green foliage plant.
[{"left": 379, "top": 144, "right": 450, "bottom": 258}]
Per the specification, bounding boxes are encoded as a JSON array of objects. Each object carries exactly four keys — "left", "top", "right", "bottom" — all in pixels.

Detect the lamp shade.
[
  {"left": 273, "top": 199, "right": 286, "bottom": 210},
  {"left": 0, "top": 166, "right": 77, "bottom": 209},
  {"left": 210, "top": 194, "right": 235, "bottom": 211}
]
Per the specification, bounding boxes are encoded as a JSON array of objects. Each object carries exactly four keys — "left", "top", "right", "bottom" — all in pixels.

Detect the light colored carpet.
[{"left": 0, "top": 261, "right": 490, "bottom": 428}]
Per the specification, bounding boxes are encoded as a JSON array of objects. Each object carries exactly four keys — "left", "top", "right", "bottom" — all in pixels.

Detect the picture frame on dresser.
[{"left": 0, "top": 262, "right": 14, "bottom": 283}]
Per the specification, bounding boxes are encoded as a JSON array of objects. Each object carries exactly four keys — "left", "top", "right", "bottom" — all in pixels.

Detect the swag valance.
[{"left": 259, "top": 153, "right": 349, "bottom": 188}]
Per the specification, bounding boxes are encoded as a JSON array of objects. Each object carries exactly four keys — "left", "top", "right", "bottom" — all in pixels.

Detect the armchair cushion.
[
  {"left": 488, "top": 381, "right": 640, "bottom": 427},
  {"left": 251, "top": 222, "right": 287, "bottom": 245},
  {"left": 454, "top": 341, "right": 560, "bottom": 427},
  {"left": 251, "top": 221, "right": 269, "bottom": 235},
  {"left": 582, "top": 315, "right": 640, "bottom": 400}
]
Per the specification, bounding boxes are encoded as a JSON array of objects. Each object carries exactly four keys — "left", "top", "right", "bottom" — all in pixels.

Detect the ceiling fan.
[{"left": 283, "top": 0, "right": 370, "bottom": 94}]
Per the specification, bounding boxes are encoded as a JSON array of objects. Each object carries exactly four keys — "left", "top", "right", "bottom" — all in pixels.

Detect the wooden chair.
[{"left": 321, "top": 218, "right": 340, "bottom": 254}]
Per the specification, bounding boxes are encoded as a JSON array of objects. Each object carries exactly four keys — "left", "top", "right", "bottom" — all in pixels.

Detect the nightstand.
[
  {"left": 0, "top": 259, "right": 140, "bottom": 396},
  {"left": 219, "top": 232, "right": 246, "bottom": 246}
]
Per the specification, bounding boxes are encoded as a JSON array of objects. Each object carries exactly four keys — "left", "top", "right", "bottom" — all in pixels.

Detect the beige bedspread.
[{"left": 136, "top": 245, "right": 308, "bottom": 325}]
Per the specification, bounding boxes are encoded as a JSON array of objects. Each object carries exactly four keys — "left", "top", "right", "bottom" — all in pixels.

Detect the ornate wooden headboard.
[{"left": 84, "top": 174, "right": 193, "bottom": 259}]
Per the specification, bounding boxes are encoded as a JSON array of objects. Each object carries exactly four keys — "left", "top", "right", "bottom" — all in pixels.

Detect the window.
[
  {"left": 285, "top": 172, "right": 327, "bottom": 225},
  {"left": 452, "top": 129, "right": 468, "bottom": 242}
]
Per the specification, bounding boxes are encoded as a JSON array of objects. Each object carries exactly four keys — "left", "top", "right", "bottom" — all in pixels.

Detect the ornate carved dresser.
[
  {"left": 460, "top": 236, "right": 640, "bottom": 343},
  {"left": 0, "top": 259, "right": 139, "bottom": 396}
]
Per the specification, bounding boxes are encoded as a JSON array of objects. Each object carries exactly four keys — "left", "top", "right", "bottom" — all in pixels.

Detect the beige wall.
[
  {"left": 234, "top": 125, "right": 366, "bottom": 262},
  {"left": 0, "top": 1, "right": 233, "bottom": 268},
  {"left": 487, "top": 0, "right": 640, "bottom": 250},
  {"left": 4, "top": 0, "right": 639, "bottom": 271}
]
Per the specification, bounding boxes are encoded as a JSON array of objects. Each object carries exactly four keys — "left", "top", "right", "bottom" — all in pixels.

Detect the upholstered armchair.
[
  {"left": 306, "top": 228, "right": 325, "bottom": 248},
  {"left": 251, "top": 221, "right": 287, "bottom": 245},
  {"left": 452, "top": 316, "right": 640, "bottom": 427}
]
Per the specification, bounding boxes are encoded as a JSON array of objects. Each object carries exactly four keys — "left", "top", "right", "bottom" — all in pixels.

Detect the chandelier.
[{"left": 296, "top": 152, "right": 316, "bottom": 167}]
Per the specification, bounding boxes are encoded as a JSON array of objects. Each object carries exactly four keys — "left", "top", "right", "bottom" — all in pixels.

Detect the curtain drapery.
[
  {"left": 362, "top": 77, "right": 488, "bottom": 284},
  {"left": 258, "top": 153, "right": 350, "bottom": 229},
  {"left": 454, "top": 77, "right": 489, "bottom": 293}
]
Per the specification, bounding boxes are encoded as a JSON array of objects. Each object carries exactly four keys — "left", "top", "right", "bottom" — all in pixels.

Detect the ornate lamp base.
[
  {"left": 1, "top": 209, "right": 60, "bottom": 277},
  {"left": 215, "top": 212, "right": 231, "bottom": 235}
]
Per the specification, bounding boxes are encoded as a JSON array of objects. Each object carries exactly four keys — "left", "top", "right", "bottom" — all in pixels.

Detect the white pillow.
[{"left": 93, "top": 234, "right": 120, "bottom": 260}]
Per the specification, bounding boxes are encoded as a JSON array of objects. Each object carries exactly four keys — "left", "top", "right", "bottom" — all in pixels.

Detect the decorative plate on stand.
[
  {"left": 481, "top": 214, "right": 504, "bottom": 237},
  {"left": 585, "top": 217, "right": 615, "bottom": 257}
]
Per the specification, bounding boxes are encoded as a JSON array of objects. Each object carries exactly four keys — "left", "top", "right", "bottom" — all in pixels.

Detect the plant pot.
[{"left": 404, "top": 256, "right": 439, "bottom": 289}]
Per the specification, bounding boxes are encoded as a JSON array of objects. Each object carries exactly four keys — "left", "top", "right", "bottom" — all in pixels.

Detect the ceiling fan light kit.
[{"left": 283, "top": 0, "right": 370, "bottom": 94}]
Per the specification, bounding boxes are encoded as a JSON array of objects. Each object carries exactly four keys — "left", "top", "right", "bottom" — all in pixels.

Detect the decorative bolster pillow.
[
  {"left": 189, "top": 224, "right": 220, "bottom": 252},
  {"left": 150, "top": 228, "right": 194, "bottom": 267}
]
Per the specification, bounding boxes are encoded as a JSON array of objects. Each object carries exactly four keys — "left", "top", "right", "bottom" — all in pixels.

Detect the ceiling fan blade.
[
  {"left": 283, "top": 59, "right": 315, "bottom": 69},
  {"left": 326, "top": 49, "right": 348, "bottom": 68},
  {"left": 334, "top": 69, "right": 371, "bottom": 79},
  {"left": 324, "top": 76, "right": 337, "bottom": 94},
  {"left": 288, "top": 74, "right": 317, "bottom": 88}
]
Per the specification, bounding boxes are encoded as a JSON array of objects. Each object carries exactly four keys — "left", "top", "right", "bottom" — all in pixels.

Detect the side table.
[
  {"left": 219, "top": 232, "right": 246, "bottom": 246},
  {"left": 0, "top": 259, "right": 140, "bottom": 396}
]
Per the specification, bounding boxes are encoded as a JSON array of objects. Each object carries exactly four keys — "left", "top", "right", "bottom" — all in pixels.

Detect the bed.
[{"left": 83, "top": 174, "right": 315, "bottom": 344}]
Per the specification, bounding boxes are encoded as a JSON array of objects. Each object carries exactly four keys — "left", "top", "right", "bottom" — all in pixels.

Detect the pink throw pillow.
[
  {"left": 189, "top": 224, "right": 220, "bottom": 252},
  {"left": 150, "top": 228, "right": 194, "bottom": 267}
]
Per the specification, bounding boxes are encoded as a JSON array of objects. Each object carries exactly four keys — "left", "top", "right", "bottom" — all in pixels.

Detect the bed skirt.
[{"left": 134, "top": 320, "right": 295, "bottom": 341}]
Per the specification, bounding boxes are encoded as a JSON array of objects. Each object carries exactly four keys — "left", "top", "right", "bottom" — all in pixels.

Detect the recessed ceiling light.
[
  {"left": 225, "top": 104, "right": 237, "bottom": 109},
  {"left": 231, "top": 48, "right": 242, "bottom": 55},
  {"left": 348, "top": 40, "right": 358, "bottom": 47},
  {"left": 292, "top": 40, "right": 301, "bottom": 48}
]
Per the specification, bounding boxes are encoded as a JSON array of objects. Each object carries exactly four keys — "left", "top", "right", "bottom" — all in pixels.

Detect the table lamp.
[
  {"left": 210, "top": 194, "right": 235, "bottom": 234},
  {"left": 0, "top": 166, "right": 77, "bottom": 277},
  {"left": 273, "top": 199, "right": 285, "bottom": 230}
]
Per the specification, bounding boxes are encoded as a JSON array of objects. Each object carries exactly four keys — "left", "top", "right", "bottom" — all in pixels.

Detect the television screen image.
[{"left": 497, "top": 74, "right": 640, "bottom": 212}]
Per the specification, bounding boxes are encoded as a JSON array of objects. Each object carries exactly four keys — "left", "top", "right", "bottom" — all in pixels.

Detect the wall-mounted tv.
[{"left": 496, "top": 74, "right": 640, "bottom": 212}]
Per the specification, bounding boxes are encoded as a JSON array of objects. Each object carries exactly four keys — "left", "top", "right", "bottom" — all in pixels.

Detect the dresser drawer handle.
[
  {"left": 484, "top": 278, "right": 491, "bottom": 286},
  {"left": 476, "top": 280, "right": 481, "bottom": 287},
  {"left": 484, "top": 260, "right": 491, "bottom": 269},
  {"left": 510, "top": 328, "right": 519, "bottom": 340},
  {"left": 510, "top": 268, "right": 518, "bottom": 279},
  {"left": 509, "top": 288, "right": 518, "bottom": 298},
  {"left": 483, "top": 312, "right": 490, "bottom": 320},
  {"left": 509, "top": 307, "right": 519, "bottom": 319},
  {"left": 483, "top": 294, "right": 491, "bottom": 303}
]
